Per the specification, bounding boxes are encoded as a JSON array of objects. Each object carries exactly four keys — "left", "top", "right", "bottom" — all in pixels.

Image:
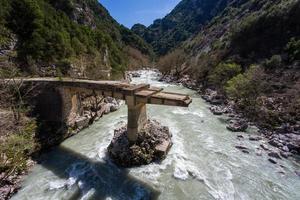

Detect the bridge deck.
[{"left": 2, "top": 78, "right": 192, "bottom": 107}]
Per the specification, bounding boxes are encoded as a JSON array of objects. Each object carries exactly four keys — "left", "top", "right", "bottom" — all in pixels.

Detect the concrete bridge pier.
[{"left": 126, "top": 96, "right": 147, "bottom": 143}]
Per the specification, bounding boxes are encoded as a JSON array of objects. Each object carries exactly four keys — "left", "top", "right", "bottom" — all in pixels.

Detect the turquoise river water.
[{"left": 12, "top": 70, "right": 300, "bottom": 200}]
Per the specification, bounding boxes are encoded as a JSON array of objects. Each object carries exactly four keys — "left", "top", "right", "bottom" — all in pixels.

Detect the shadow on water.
[{"left": 37, "top": 146, "right": 160, "bottom": 200}]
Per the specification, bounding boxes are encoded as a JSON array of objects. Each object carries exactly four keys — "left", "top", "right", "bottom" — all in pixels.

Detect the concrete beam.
[{"left": 3, "top": 78, "right": 192, "bottom": 107}]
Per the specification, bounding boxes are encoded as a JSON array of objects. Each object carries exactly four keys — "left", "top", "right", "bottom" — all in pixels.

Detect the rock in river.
[
  {"left": 210, "top": 106, "right": 224, "bottom": 115},
  {"left": 268, "top": 158, "right": 277, "bottom": 164},
  {"left": 129, "top": 71, "right": 141, "bottom": 78},
  {"left": 280, "top": 151, "right": 291, "bottom": 159},
  {"left": 268, "top": 152, "right": 281, "bottom": 159},
  {"left": 227, "top": 120, "right": 248, "bottom": 132},
  {"left": 108, "top": 120, "right": 172, "bottom": 167},
  {"left": 235, "top": 145, "right": 248, "bottom": 150},
  {"left": 249, "top": 136, "right": 262, "bottom": 141},
  {"left": 235, "top": 145, "right": 250, "bottom": 154},
  {"left": 260, "top": 144, "right": 270, "bottom": 151}
]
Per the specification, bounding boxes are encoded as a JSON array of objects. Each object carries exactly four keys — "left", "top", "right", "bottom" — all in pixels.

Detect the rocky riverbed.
[
  {"left": 201, "top": 88, "right": 300, "bottom": 163},
  {"left": 159, "top": 72, "right": 300, "bottom": 166}
]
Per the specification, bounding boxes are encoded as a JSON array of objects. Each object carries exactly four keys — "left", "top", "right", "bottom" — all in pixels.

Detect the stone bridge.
[{"left": 3, "top": 78, "right": 192, "bottom": 142}]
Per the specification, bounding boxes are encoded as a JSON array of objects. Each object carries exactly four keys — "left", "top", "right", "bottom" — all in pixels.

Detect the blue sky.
[{"left": 100, "top": 0, "right": 181, "bottom": 28}]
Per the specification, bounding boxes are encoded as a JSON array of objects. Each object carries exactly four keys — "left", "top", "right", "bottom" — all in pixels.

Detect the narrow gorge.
[
  {"left": 10, "top": 70, "right": 300, "bottom": 200},
  {"left": 0, "top": 0, "right": 299, "bottom": 199}
]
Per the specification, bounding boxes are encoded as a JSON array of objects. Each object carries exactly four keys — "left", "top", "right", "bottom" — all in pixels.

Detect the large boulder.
[
  {"left": 268, "top": 151, "right": 281, "bottom": 159},
  {"left": 201, "top": 89, "right": 225, "bottom": 105},
  {"left": 210, "top": 106, "right": 224, "bottom": 115},
  {"left": 109, "top": 103, "right": 119, "bottom": 112},
  {"left": 268, "top": 133, "right": 300, "bottom": 154},
  {"left": 101, "top": 103, "right": 111, "bottom": 114},
  {"left": 108, "top": 120, "right": 172, "bottom": 167},
  {"left": 178, "top": 75, "right": 197, "bottom": 89},
  {"left": 75, "top": 116, "right": 90, "bottom": 129},
  {"left": 129, "top": 71, "right": 141, "bottom": 78},
  {"left": 103, "top": 97, "right": 121, "bottom": 112},
  {"left": 227, "top": 119, "right": 248, "bottom": 132}
]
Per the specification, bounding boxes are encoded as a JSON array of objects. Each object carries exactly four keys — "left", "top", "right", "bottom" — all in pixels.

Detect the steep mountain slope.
[
  {"left": 184, "top": 0, "right": 300, "bottom": 62},
  {"left": 0, "top": 0, "right": 153, "bottom": 78},
  {"left": 132, "top": 0, "right": 234, "bottom": 55},
  {"left": 158, "top": 0, "right": 300, "bottom": 128}
]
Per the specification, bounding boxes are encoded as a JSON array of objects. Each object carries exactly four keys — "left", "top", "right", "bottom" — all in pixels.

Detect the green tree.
[
  {"left": 264, "top": 55, "right": 282, "bottom": 69},
  {"left": 208, "top": 62, "right": 242, "bottom": 87},
  {"left": 225, "top": 65, "right": 264, "bottom": 102}
]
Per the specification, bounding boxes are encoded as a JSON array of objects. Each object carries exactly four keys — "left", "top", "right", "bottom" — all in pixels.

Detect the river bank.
[
  {"left": 0, "top": 109, "right": 37, "bottom": 200},
  {"left": 0, "top": 94, "right": 122, "bottom": 200},
  {"left": 157, "top": 72, "right": 300, "bottom": 166},
  {"left": 0, "top": 159, "right": 35, "bottom": 200}
]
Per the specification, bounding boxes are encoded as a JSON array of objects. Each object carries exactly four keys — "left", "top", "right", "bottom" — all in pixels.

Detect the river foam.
[{"left": 172, "top": 107, "right": 204, "bottom": 118}]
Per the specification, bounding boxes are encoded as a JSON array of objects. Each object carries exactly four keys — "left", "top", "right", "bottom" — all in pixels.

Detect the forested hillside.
[
  {"left": 132, "top": 0, "right": 234, "bottom": 55},
  {"left": 158, "top": 0, "right": 300, "bottom": 128},
  {"left": 0, "top": 0, "right": 153, "bottom": 79}
]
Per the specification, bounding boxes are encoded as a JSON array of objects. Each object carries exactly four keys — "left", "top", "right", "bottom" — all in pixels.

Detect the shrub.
[
  {"left": 225, "top": 65, "right": 268, "bottom": 124},
  {"left": 208, "top": 62, "right": 241, "bottom": 87},
  {"left": 0, "top": 120, "right": 37, "bottom": 175},
  {"left": 0, "top": 25, "right": 11, "bottom": 48},
  {"left": 0, "top": 65, "right": 39, "bottom": 180},
  {"left": 286, "top": 37, "right": 300, "bottom": 61},
  {"left": 225, "top": 65, "right": 264, "bottom": 101},
  {"left": 157, "top": 49, "right": 186, "bottom": 76},
  {"left": 264, "top": 55, "right": 282, "bottom": 69},
  {"left": 56, "top": 59, "right": 71, "bottom": 74},
  {"left": 126, "top": 46, "right": 150, "bottom": 69},
  {"left": 225, "top": 73, "right": 250, "bottom": 101}
]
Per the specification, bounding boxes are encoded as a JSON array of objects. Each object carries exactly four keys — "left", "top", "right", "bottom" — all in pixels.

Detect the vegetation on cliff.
[
  {"left": 132, "top": 0, "right": 233, "bottom": 55},
  {"left": 0, "top": 0, "right": 153, "bottom": 78},
  {"left": 0, "top": 67, "right": 38, "bottom": 199},
  {"left": 157, "top": 0, "right": 300, "bottom": 128}
]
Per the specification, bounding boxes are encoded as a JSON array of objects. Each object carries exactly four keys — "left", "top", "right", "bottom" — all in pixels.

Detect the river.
[{"left": 12, "top": 70, "right": 300, "bottom": 200}]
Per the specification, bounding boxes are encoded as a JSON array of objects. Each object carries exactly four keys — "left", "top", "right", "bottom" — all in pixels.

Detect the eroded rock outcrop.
[
  {"left": 68, "top": 95, "right": 122, "bottom": 136},
  {"left": 108, "top": 120, "right": 172, "bottom": 167}
]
